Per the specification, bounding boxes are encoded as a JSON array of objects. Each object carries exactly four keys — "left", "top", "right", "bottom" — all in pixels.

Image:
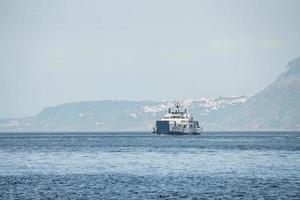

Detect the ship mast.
[{"left": 175, "top": 101, "right": 180, "bottom": 113}]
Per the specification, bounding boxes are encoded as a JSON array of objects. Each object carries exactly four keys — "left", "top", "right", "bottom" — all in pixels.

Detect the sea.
[{"left": 0, "top": 132, "right": 299, "bottom": 199}]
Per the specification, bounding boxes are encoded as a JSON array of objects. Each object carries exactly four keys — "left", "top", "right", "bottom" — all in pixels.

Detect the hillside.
[
  {"left": 204, "top": 56, "right": 300, "bottom": 130},
  {"left": 0, "top": 97, "right": 248, "bottom": 131}
]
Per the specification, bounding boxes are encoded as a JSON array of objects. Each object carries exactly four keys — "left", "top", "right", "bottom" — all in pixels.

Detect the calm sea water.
[{"left": 0, "top": 132, "right": 299, "bottom": 199}]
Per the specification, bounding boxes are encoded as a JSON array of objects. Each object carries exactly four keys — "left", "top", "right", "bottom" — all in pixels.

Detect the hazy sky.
[{"left": 1, "top": 0, "right": 300, "bottom": 118}]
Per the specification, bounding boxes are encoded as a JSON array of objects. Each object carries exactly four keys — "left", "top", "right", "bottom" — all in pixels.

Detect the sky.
[{"left": 1, "top": 0, "right": 300, "bottom": 118}]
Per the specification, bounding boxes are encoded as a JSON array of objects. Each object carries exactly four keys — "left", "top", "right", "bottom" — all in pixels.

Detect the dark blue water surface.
[{"left": 0, "top": 132, "right": 299, "bottom": 199}]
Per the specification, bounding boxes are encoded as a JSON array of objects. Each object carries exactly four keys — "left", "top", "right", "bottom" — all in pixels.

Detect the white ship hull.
[
  {"left": 152, "top": 120, "right": 203, "bottom": 135},
  {"left": 170, "top": 126, "right": 203, "bottom": 135}
]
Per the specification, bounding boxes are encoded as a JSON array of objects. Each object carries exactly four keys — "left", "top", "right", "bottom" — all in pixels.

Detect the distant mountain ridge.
[
  {"left": 0, "top": 96, "right": 248, "bottom": 131},
  {"left": 1, "top": 57, "right": 300, "bottom": 131},
  {"left": 203, "top": 56, "right": 300, "bottom": 130}
]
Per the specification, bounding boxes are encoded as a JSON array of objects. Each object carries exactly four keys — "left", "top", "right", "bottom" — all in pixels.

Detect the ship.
[{"left": 152, "top": 102, "right": 203, "bottom": 135}]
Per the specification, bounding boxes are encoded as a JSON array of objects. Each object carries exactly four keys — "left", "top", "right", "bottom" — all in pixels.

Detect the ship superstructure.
[{"left": 152, "top": 102, "right": 203, "bottom": 135}]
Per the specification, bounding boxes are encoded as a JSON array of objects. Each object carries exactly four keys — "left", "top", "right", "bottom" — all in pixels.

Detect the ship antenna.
[{"left": 175, "top": 101, "right": 182, "bottom": 113}]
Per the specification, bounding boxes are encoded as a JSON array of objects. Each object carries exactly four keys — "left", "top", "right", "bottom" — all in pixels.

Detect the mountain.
[
  {"left": 204, "top": 56, "right": 300, "bottom": 130},
  {"left": 0, "top": 97, "right": 248, "bottom": 131},
  {"left": 1, "top": 57, "right": 299, "bottom": 132}
]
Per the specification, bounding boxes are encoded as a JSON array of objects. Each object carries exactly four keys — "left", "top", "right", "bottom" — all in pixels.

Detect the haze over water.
[
  {"left": 1, "top": 0, "right": 300, "bottom": 118},
  {"left": 0, "top": 132, "right": 299, "bottom": 199}
]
